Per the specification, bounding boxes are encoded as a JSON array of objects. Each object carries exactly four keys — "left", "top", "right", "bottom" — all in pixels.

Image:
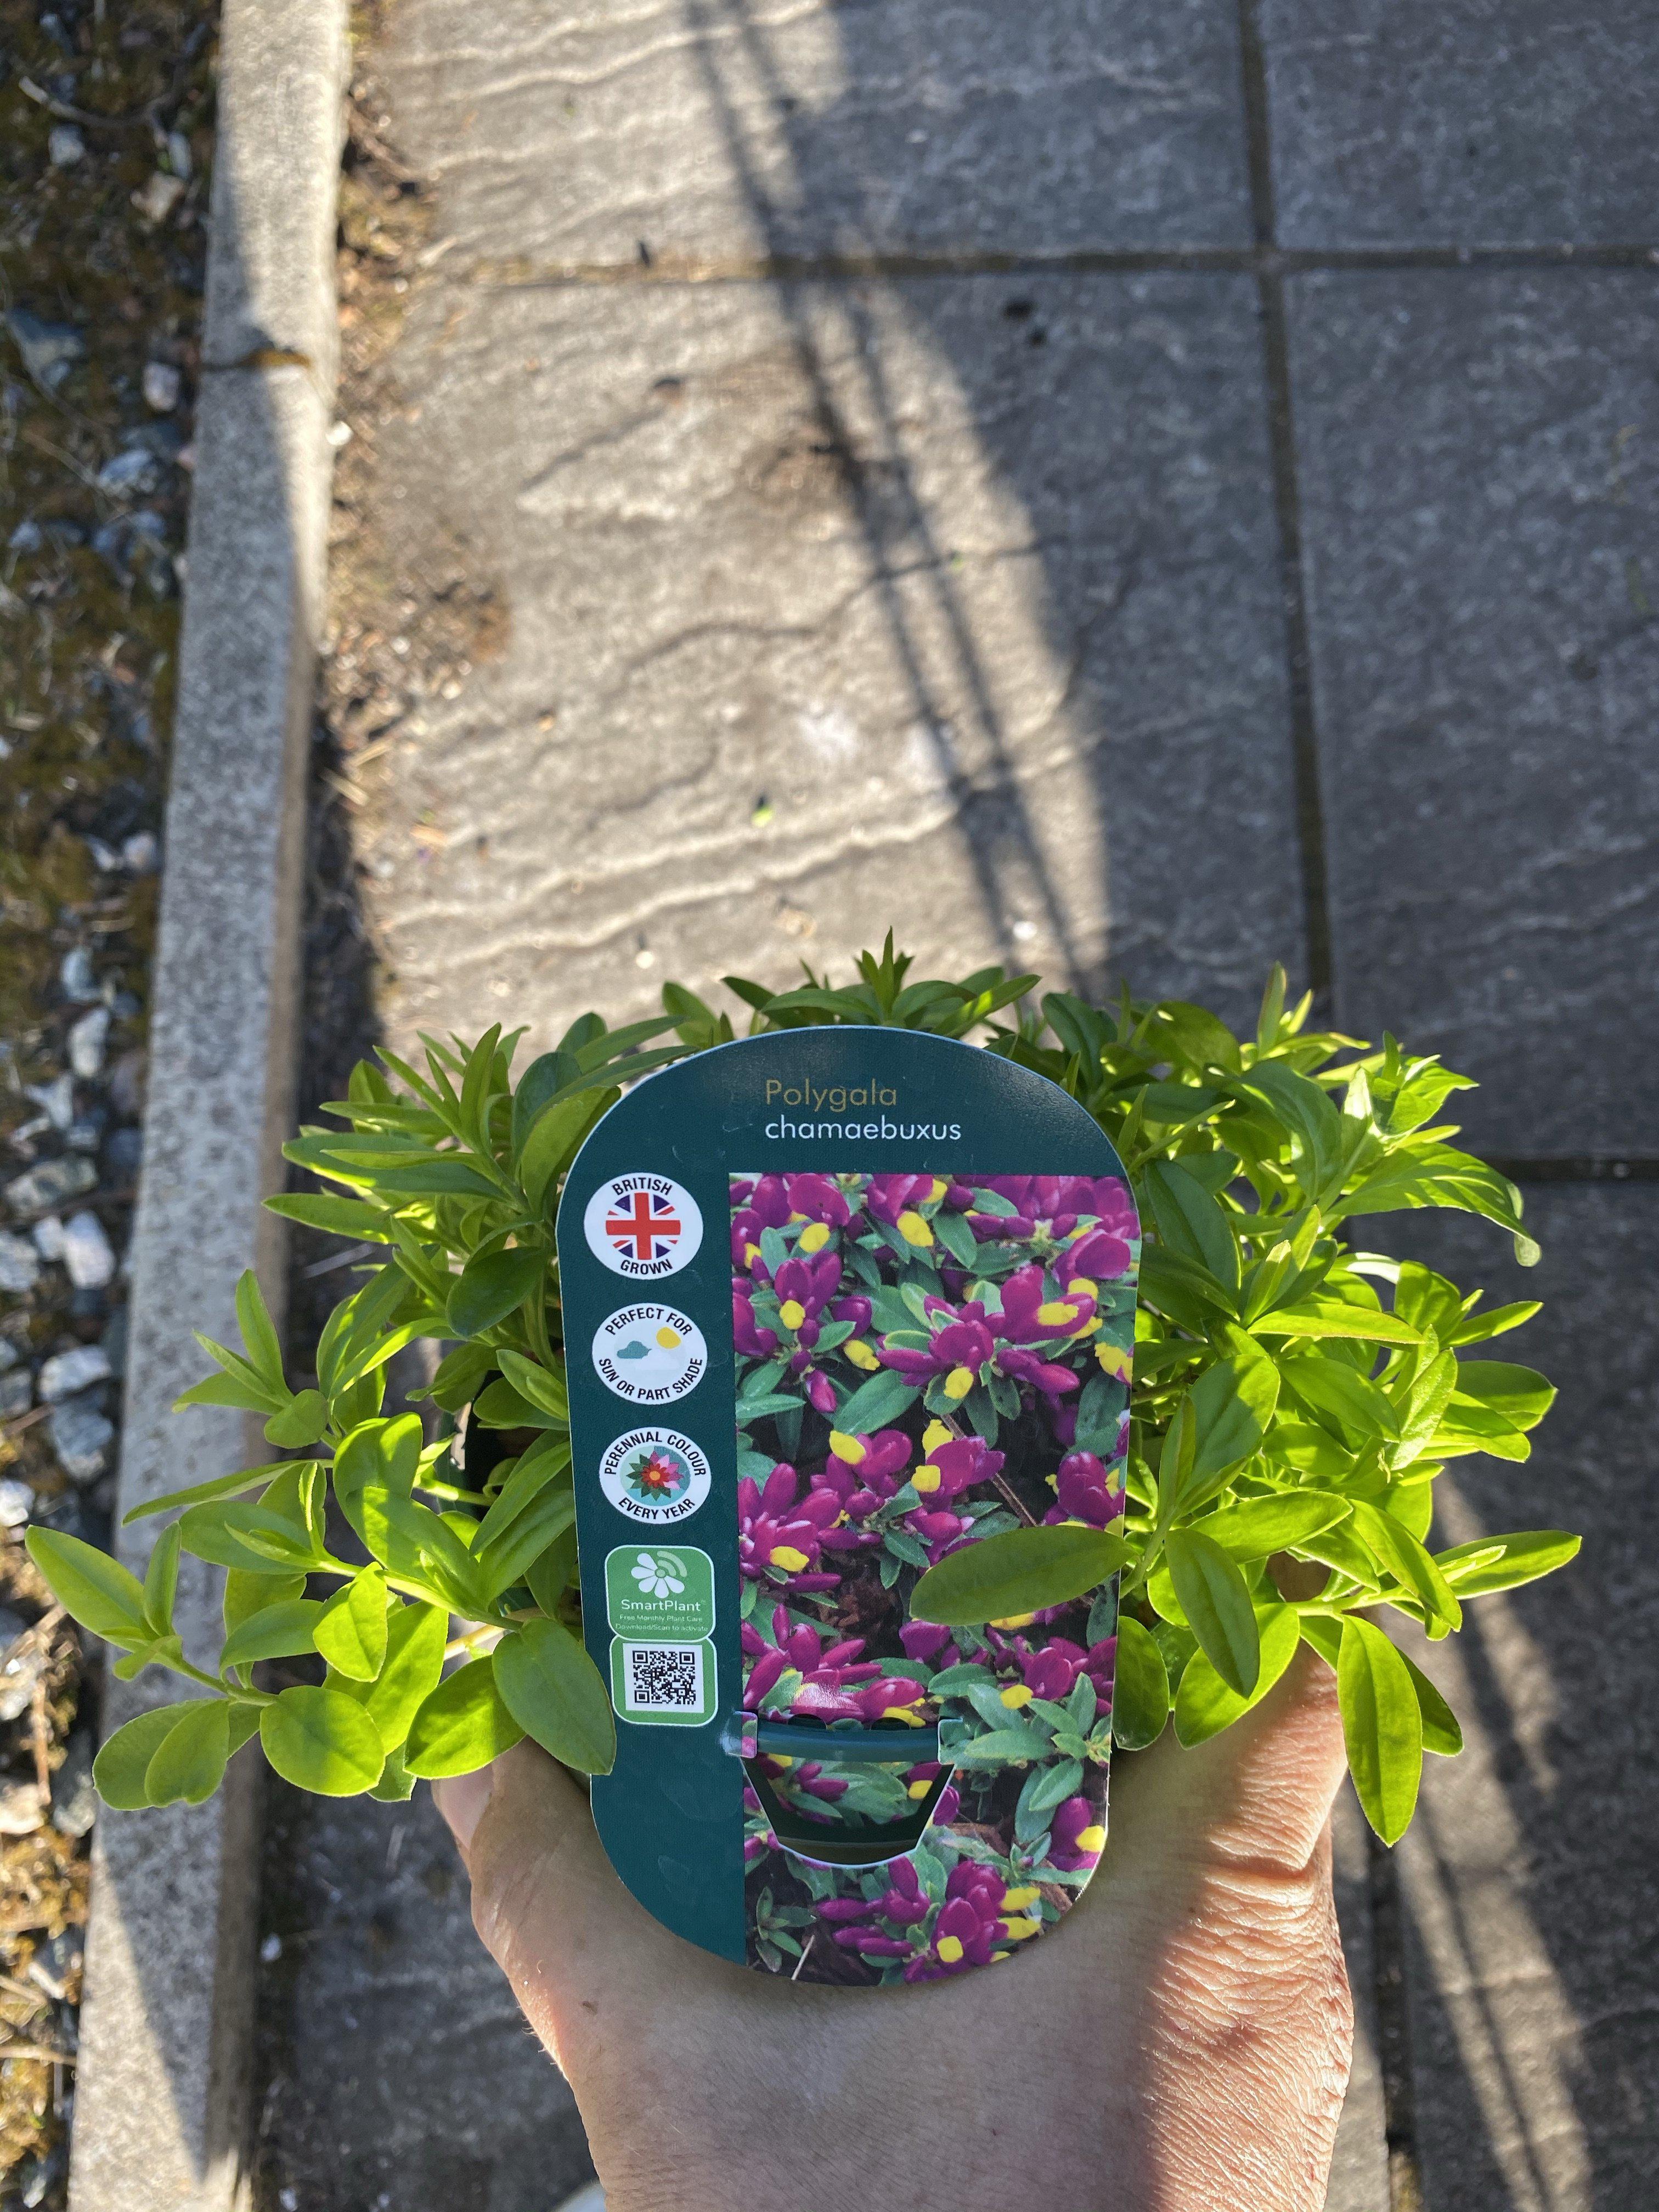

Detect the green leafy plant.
[{"left": 27, "top": 942, "right": 1577, "bottom": 1843}]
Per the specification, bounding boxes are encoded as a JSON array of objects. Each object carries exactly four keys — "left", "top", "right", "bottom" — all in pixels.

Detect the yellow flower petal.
[
  {"left": 769, "top": 1545, "right": 809, "bottom": 1572},
  {"left": 910, "top": 1465, "right": 940, "bottom": 1493},
  {"left": 778, "top": 1299, "right": 805, "bottom": 1330},
  {"left": 921, "top": 1419, "right": 953, "bottom": 1454},
  {"left": 1001, "top": 1886, "right": 1041, "bottom": 1910},
  {"left": 896, "top": 1209, "right": 934, "bottom": 1248},
  {"left": 999, "top": 1916, "right": 1040, "bottom": 1942},
  {"left": 1096, "top": 1341, "right": 1133, "bottom": 1381},
  {"left": 1075, "top": 1824, "right": 1106, "bottom": 1855},
  {"left": 798, "top": 1220, "right": 831, "bottom": 1252},
  {"left": 944, "top": 1365, "right": 974, "bottom": 1401},
  {"left": 828, "top": 1429, "right": 866, "bottom": 1464},
  {"left": 1036, "top": 1300, "right": 1080, "bottom": 1326},
  {"left": 907, "top": 1779, "right": 933, "bottom": 1799},
  {"left": 1000, "top": 1684, "right": 1035, "bottom": 1708},
  {"left": 1066, "top": 1277, "right": 1098, "bottom": 1297},
  {"left": 844, "top": 1339, "right": 879, "bottom": 1371},
  {"left": 936, "top": 1936, "right": 964, "bottom": 1965},
  {"left": 929, "top": 1177, "right": 949, "bottom": 1202},
  {"left": 989, "top": 1612, "right": 1036, "bottom": 1630}
]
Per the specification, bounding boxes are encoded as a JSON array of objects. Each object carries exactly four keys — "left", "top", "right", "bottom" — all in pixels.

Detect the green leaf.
[
  {"left": 447, "top": 1246, "right": 546, "bottom": 1339},
  {"left": 25, "top": 1528, "right": 146, "bottom": 1639},
  {"left": 234, "top": 1269, "right": 287, "bottom": 1389},
  {"left": 404, "top": 1659, "right": 526, "bottom": 1778},
  {"left": 177, "top": 1502, "right": 320, "bottom": 1575},
  {"left": 912, "top": 1526, "right": 1131, "bottom": 1626},
  {"left": 1197, "top": 1491, "right": 1351, "bottom": 1562},
  {"left": 365, "top": 1159, "right": 503, "bottom": 1199},
  {"left": 1252, "top": 1301, "right": 1423, "bottom": 1346},
  {"left": 1435, "top": 1528, "right": 1581, "bottom": 1596},
  {"left": 1446, "top": 1299, "right": 1541, "bottom": 1347},
  {"left": 219, "top": 1599, "right": 325, "bottom": 1671},
  {"left": 478, "top": 1483, "right": 575, "bottom": 1602},
  {"left": 472, "top": 1378, "right": 565, "bottom": 1432},
  {"left": 1184, "top": 1347, "right": 1279, "bottom": 1497},
  {"left": 1340, "top": 1142, "right": 1537, "bottom": 1265},
  {"left": 369, "top": 1745, "right": 417, "bottom": 1802},
  {"left": 496, "top": 1350, "right": 568, "bottom": 1421},
  {"left": 1347, "top": 1499, "right": 1462, "bottom": 1633},
  {"left": 314, "top": 1570, "right": 390, "bottom": 1683},
  {"left": 520, "top": 1090, "right": 614, "bottom": 1214},
  {"left": 1338, "top": 1617, "right": 1423, "bottom": 1844},
  {"left": 1164, "top": 1529, "right": 1260, "bottom": 1697},
  {"left": 224, "top": 1567, "right": 305, "bottom": 1646},
  {"left": 333, "top": 1416, "right": 422, "bottom": 1517},
  {"left": 834, "top": 1369, "right": 921, "bottom": 1434},
  {"left": 263, "top": 1192, "right": 394, "bottom": 1242},
  {"left": 333, "top": 1600, "right": 448, "bottom": 1753},
  {"left": 493, "top": 1617, "right": 616, "bottom": 1775},
  {"left": 124, "top": 1462, "right": 304, "bottom": 1526},
  {"left": 1446, "top": 1361, "right": 1556, "bottom": 1432},
  {"left": 260, "top": 1685, "right": 387, "bottom": 1796},
  {"left": 142, "top": 1522, "right": 181, "bottom": 1638},
  {"left": 949, "top": 1724, "right": 1049, "bottom": 1765},
  {"left": 263, "top": 1389, "right": 329, "bottom": 1447},
  {"left": 1144, "top": 1161, "right": 1240, "bottom": 1294},
  {"left": 1400, "top": 1651, "right": 1463, "bottom": 1757},
  {"left": 1282, "top": 1353, "right": 1400, "bottom": 1442},
  {"left": 1173, "top": 1601, "right": 1300, "bottom": 1747},
  {"left": 1110, "top": 1615, "right": 1170, "bottom": 1751},
  {"left": 1231, "top": 1063, "right": 1344, "bottom": 1198},
  {"left": 145, "top": 1697, "right": 232, "bottom": 1807},
  {"left": 93, "top": 1704, "right": 206, "bottom": 1810}
]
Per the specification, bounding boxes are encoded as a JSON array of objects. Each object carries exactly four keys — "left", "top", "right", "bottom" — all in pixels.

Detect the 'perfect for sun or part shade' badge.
[
  {"left": 591, "top": 1304, "right": 708, "bottom": 1405},
  {"left": 584, "top": 1172, "right": 703, "bottom": 1278},
  {"left": 597, "top": 1427, "right": 712, "bottom": 1523}
]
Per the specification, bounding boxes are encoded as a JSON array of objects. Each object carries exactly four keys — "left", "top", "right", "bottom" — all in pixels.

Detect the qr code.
[{"left": 624, "top": 1643, "right": 703, "bottom": 1712}]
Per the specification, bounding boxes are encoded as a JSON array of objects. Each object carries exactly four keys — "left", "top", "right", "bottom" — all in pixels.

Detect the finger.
[{"left": 1111, "top": 1644, "right": 1348, "bottom": 1882}]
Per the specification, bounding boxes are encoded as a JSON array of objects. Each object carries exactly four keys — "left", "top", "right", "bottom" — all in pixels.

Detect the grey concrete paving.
[
  {"left": 356, "top": 268, "right": 1302, "bottom": 1045},
  {"left": 393, "top": 0, "right": 1253, "bottom": 269},
  {"left": 1261, "top": 0, "right": 1659, "bottom": 249},
  {"left": 1376, "top": 1188, "right": 1659, "bottom": 2212},
  {"left": 253, "top": 1787, "right": 595, "bottom": 2210},
  {"left": 1289, "top": 269, "right": 1659, "bottom": 1160},
  {"left": 259, "top": 1, "right": 1659, "bottom": 2207}
]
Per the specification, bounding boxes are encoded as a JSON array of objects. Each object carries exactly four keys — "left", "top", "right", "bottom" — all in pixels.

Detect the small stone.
[
  {"left": 26, "top": 1074, "right": 75, "bottom": 1131},
  {"left": 47, "top": 1393, "right": 114, "bottom": 1485},
  {"left": 0, "top": 1372, "right": 29, "bottom": 1418},
  {"left": 6, "top": 1155, "right": 97, "bottom": 1215},
  {"left": 0, "top": 1481, "right": 33, "bottom": 1528},
  {"left": 68, "top": 1005, "right": 110, "bottom": 1078},
  {"left": 85, "top": 834, "right": 121, "bottom": 871},
  {"left": 32, "top": 1216, "right": 65, "bottom": 1261},
  {"left": 60, "top": 1210, "right": 116, "bottom": 1290},
  {"left": 67, "top": 1115, "right": 105, "bottom": 1154},
  {"left": 50, "top": 1731, "right": 97, "bottom": 1839},
  {"left": 166, "top": 130, "right": 193, "bottom": 182},
  {"left": 0, "top": 1642, "right": 47, "bottom": 1724},
  {"left": 260, "top": 1932, "right": 283, "bottom": 1964},
  {"left": 60, "top": 946, "right": 99, "bottom": 1002},
  {"left": 122, "top": 830, "right": 158, "bottom": 872},
  {"left": 132, "top": 171, "right": 185, "bottom": 224},
  {"left": 0, "top": 1780, "right": 44, "bottom": 1836},
  {"left": 109, "top": 1052, "right": 145, "bottom": 1119},
  {"left": 48, "top": 124, "right": 84, "bottom": 167},
  {"left": 9, "top": 518, "right": 43, "bottom": 555},
  {"left": 0, "top": 1233, "right": 40, "bottom": 1293},
  {"left": 4, "top": 308, "right": 85, "bottom": 393},
  {"left": 94, "top": 444, "right": 160, "bottom": 497},
  {"left": 0, "top": 1342, "right": 16, "bottom": 1373},
  {"left": 33, "top": 1926, "right": 83, "bottom": 2000},
  {"left": 142, "top": 360, "right": 182, "bottom": 413},
  {"left": 38, "top": 1345, "right": 112, "bottom": 1402}
]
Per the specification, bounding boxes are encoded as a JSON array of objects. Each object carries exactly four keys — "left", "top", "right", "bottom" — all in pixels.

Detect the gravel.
[
  {"left": 0, "top": 1236, "right": 38, "bottom": 1294},
  {"left": 60, "top": 1212, "right": 116, "bottom": 1291},
  {"left": 66, "top": 1006, "right": 109, "bottom": 1079},
  {"left": 5, "top": 1159, "right": 97, "bottom": 1217},
  {"left": 36, "top": 1347, "right": 111, "bottom": 1404},
  {"left": 45, "top": 1397, "right": 114, "bottom": 1487},
  {"left": 49, "top": 1734, "right": 96, "bottom": 1841}
]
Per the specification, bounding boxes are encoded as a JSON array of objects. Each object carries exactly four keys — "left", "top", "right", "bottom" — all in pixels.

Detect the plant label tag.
[{"left": 557, "top": 1028, "right": 1140, "bottom": 1982}]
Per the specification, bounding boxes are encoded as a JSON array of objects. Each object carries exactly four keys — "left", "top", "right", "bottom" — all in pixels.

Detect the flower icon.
[
  {"left": 624, "top": 1446, "right": 691, "bottom": 1503},
  {"left": 631, "top": 1551, "right": 685, "bottom": 1598}
]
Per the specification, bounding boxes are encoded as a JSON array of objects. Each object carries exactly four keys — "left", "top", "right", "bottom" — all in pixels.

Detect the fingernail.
[{"left": 433, "top": 1762, "right": 494, "bottom": 1853}]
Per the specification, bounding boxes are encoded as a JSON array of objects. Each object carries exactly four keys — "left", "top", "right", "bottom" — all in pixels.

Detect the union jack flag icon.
[{"left": 605, "top": 1189, "right": 684, "bottom": 1264}]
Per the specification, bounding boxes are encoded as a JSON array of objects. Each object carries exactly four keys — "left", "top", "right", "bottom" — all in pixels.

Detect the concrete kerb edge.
[{"left": 67, "top": 5, "right": 350, "bottom": 2210}]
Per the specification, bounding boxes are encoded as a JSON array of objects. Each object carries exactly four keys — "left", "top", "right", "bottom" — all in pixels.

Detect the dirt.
[{"left": 0, "top": 2, "right": 218, "bottom": 2198}]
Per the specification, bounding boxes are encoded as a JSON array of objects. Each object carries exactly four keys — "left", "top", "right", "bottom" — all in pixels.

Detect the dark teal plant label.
[{"left": 557, "top": 1029, "right": 1139, "bottom": 1982}]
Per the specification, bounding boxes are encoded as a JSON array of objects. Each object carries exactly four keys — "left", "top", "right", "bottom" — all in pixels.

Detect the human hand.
[{"left": 435, "top": 1646, "right": 1353, "bottom": 2212}]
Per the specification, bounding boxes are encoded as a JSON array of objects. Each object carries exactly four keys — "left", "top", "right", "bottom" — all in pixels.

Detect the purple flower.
[
  {"left": 1049, "top": 1794, "right": 1107, "bottom": 1871},
  {"left": 737, "top": 1463, "right": 842, "bottom": 1590},
  {"left": 1043, "top": 1447, "right": 1128, "bottom": 1530}
]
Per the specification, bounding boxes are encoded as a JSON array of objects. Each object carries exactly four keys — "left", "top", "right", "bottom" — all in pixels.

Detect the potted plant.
[{"left": 26, "top": 944, "right": 1576, "bottom": 1931}]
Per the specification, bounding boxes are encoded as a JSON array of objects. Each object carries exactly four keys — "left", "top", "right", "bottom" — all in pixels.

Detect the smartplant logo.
[{"left": 603, "top": 1544, "right": 716, "bottom": 1639}]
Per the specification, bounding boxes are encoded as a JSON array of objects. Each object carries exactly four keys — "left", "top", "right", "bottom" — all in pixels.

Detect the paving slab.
[
  {"left": 351, "top": 268, "right": 1304, "bottom": 1047},
  {"left": 1372, "top": 1186, "right": 1659, "bottom": 2210},
  {"left": 385, "top": 0, "right": 1252, "bottom": 270},
  {"left": 1260, "top": 0, "right": 1659, "bottom": 249},
  {"left": 1325, "top": 1784, "right": 1391, "bottom": 2212},
  {"left": 253, "top": 1786, "right": 594, "bottom": 2212},
  {"left": 1286, "top": 269, "right": 1659, "bottom": 1158}
]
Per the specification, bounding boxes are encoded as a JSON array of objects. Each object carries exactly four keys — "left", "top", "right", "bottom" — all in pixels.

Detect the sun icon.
[{"left": 654, "top": 1325, "right": 682, "bottom": 1349}]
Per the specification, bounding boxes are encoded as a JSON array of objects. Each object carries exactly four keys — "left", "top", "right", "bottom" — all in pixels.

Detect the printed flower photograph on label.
[{"left": 727, "top": 1170, "right": 1139, "bottom": 1983}]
